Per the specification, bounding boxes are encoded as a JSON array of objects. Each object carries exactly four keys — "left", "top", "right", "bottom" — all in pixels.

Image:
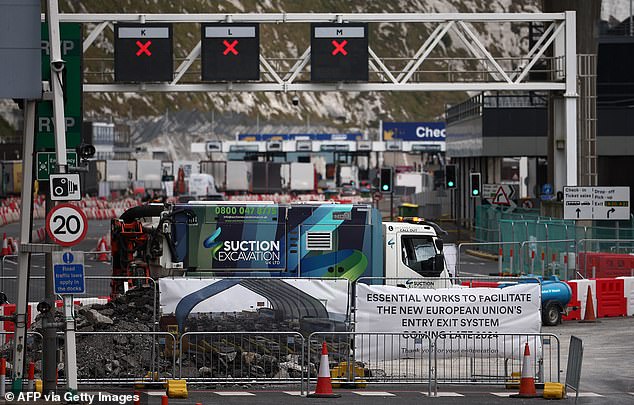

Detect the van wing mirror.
[
  {"left": 434, "top": 254, "right": 445, "bottom": 274},
  {"left": 435, "top": 238, "right": 443, "bottom": 253}
]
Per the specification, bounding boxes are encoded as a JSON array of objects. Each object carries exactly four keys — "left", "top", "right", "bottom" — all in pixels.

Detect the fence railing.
[
  {"left": 178, "top": 331, "right": 306, "bottom": 394},
  {"left": 433, "top": 332, "right": 560, "bottom": 389},
  {"left": 456, "top": 241, "right": 523, "bottom": 275},
  {"left": 0, "top": 331, "right": 43, "bottom": 382},
  {"left": 2, "top": 323, "right": 560, "bottom": 393},
  {"left": 307, "top": 331, "right": 433, "bottom": 396}
]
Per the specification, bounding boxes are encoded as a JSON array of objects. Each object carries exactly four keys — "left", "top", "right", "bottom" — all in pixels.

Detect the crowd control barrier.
[
  {"left": 307, "top": 331, "right": 433, "bottom": 396},
  {"left": 178, "top": 331, "right": 306, "bottom": 394},
  {"left": 433, "top": 332, "right": 560, "bottom": 389}
]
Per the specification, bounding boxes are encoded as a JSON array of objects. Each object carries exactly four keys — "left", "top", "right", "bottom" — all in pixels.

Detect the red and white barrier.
[{"left": 618, "top": 276, "right": 634, "bottom": 316}]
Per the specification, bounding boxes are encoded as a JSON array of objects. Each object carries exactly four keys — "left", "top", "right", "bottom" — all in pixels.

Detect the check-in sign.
[{"left": 564, "top": 186, "right": 630, "bottom": 220}]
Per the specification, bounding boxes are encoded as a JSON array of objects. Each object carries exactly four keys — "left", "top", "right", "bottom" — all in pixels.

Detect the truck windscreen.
[{"left": 401, "top": 235, "right": 440, "bottom": 277}]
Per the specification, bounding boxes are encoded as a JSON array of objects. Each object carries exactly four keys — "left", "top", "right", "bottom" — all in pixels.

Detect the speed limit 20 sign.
[{"left": 46, "top": 204, "right": 88, "bottom": 247}]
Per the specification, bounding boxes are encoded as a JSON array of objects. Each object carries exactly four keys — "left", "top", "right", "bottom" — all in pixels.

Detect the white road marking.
[
  {"left": 423, "top": 392, "right": 464, "bottom": 397},
  {"left": 283, "top": 391, "right": 303, "bottom": 396},
  {"left": 577, "top": 392, "right": 603, "bottom": 397},
  {"left": 214, "top": 392, "right": 256, "bottom": 396},
  {"left": 490, "top": 392, "right": 513, "bottom": 397},
  {"left": 352, "top": 391, "right": 395, "bottom": 396}
]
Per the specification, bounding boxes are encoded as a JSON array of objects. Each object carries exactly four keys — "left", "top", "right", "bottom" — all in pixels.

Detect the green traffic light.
[
  {"left": 447, "top": 181, "right": 454, "bottom": 187},
  {"left": 382, "top": 184, "right": 389, "bottom": 191},
  {"left": 472, "top": 189, "right": 479, "bottom": 196}
]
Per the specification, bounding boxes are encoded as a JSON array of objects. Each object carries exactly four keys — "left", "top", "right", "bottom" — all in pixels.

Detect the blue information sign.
[
  {"left": 53, "top": 251, "right": 85, "bottom": 294},
  {"left": 382, "top": 122, "right": 446, "bottom": 141}
]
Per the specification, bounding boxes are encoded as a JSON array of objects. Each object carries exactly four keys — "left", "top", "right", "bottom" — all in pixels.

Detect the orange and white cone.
[
  {"left": 512, "top": 342, "right": 538, "bottom": 398},
  {"left": 0, "top": 234, "right": 8, "bottom": 256},
  {"left": 97, "top": 236, "right": 109, "bottom": 262},
  {"left": 308, "top": 342, "right": 340, "bottom": 398}
]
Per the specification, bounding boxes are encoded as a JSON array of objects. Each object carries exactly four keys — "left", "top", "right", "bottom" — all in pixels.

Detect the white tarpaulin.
[
  {"left": 159, "top": 278, "right": 350, "bottom": 329},
  {"left": 355, "top": 283, "right": 541, "bottom": 360}
]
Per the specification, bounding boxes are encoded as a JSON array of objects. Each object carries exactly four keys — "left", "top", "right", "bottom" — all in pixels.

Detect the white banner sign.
[{"left": 355, "top": 283, "right": 541, "bottom": 360}]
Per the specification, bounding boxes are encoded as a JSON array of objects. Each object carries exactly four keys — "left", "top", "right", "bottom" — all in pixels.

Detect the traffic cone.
[
  {"left": 580, "top": 285, "right": 597, "bottom": 323},
  {"left": 511, "top": 342, "right": 538, "bottom": 398},
  {"left": 0, "top": 358, "right": 6, "bottom": 398},
  {"left": 27, "top": 361, "right": 34, "bottom": 391},
  {"left": 308, "top": 342, "right": 340, "bottom": 398},
  {"left": 1, "top": 234, "right": 8, "bottom": 256},
  {"left": 97, "top": 237, "right": 109, "bottom": 262},
  {"left": 6, "top": 238, "right": 13, "bottom": 255}
]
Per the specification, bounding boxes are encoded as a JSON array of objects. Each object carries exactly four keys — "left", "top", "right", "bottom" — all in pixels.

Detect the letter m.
[{"left": 336, "top": 29, "right": 343, "bottom": 36}]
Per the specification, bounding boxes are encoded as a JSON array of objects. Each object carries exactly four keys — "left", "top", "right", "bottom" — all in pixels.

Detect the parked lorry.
[
  {"left": 289, "top": 162, "right": 315, "bottom": 193},
  {"left": 111, "top": 201, "right": 570, "bottom": 325},
  {"left": 111, "top": 202, "right": 450, "bottom": 290}
]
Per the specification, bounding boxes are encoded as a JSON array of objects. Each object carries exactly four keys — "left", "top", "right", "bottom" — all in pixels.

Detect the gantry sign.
[
  {"left": 65, "top": 12, "right": 577, "bottom": 186},
  {"left": 66, "top": 13, "right": 575, "bottom": 95}
]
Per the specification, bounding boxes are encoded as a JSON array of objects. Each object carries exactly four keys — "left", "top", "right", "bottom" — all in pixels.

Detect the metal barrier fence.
[
  {"left": 456, "top": 242, "right": 522, "bottom": 276},
  {"left": 0, "top": 332, "right": 43, "bottom": 381},
  {"left": 178, "top": 331, "right": 306, "bottom": 393},
  {"left": 433, "top": 332, "right": 560, "bottom": 388},
  {"left": 565, "top": 336, "right": 583, "bottom": 403},
  {"left": 518, "top": 239, "right": 575, "bottom": 278},
  {"left": 476, "top": 204, "right": 634, "bottom": 271},
  {"left": 576, "top": 239, "right": 634, "bottom": 278},
  {"left": 307, "top": 332, "right": 433, "bottom": 396}
]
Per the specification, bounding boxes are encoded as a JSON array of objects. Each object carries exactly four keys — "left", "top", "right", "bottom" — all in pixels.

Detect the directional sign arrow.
[
  {"left": 607, "top": 207, "right": 616, "bottom": 218},
  {"left": 576, "top": 208, "right": 581, "bottom": 218}
]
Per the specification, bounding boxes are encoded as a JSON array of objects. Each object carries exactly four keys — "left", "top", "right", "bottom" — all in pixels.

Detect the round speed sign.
[{"left": 46, "top": 203, "right": 88, "bottom": 247}]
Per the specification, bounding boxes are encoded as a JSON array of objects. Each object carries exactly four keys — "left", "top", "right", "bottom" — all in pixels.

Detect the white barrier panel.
[
  {"left": 618, "top": 277, "right": 634, "bottom": 316},
  {"left": 355, "top": 283, "right": 541, "bottom": 360}
]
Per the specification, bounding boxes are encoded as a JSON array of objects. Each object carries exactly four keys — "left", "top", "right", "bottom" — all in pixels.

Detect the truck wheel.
[{"left": 542, "top": 302, "right": 561, "bottom": 326}]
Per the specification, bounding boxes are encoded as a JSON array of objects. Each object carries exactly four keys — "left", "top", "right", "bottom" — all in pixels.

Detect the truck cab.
[{"left": 383, "top": 220, "right": 451, "bottom": 288}]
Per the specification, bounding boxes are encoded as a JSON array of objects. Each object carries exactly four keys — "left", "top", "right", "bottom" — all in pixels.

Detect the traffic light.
[
  {"left": 445, "top": 165, "right": 457, "bottom": 189},
  {"left": 380, "top": 168, "right": 393, "bottom": 193},
  {"left": 469, "top": 172, "right": 482, "bottom": 197}
]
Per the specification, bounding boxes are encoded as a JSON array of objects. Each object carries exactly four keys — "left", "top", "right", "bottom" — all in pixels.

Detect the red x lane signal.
[
  {"left": 331, "top": 40, "right": 348, "bottom": 56},
  {"left": 135, "top": 40, "right": 152, "bottom": 56},
  {"left": 223, "top": 39, "right": 239, "bottom": 55}
]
